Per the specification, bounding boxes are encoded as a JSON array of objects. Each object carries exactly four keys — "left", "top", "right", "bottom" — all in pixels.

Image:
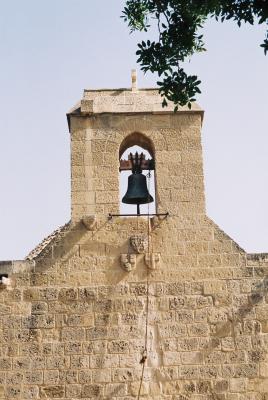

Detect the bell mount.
[{"left": 119, "top": 152, "right": 155, "bottom": 172}]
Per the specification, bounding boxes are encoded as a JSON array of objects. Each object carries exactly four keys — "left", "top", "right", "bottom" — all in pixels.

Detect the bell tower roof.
[{"left": 67, "top": 87, "right": 203, "bottom": 130}]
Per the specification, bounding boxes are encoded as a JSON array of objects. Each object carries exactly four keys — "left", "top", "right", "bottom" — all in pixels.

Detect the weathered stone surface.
[{"left": 0, "top": 85, "right": 267, "bottom": 399}]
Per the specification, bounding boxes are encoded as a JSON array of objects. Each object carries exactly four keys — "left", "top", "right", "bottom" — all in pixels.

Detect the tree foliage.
[{"left": 122, "top": 0, "right": 268, "bottom": 108}]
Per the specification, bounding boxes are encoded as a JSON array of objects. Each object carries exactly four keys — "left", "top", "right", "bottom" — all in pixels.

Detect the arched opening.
[
  {"left": 119, "top": 133, "right": 156, "bottom": 215},
  {"left": 119, "top": 132, "right": 155, "bottom": 159}
]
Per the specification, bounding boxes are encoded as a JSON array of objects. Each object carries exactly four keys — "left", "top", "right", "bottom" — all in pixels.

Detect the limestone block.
[
  {"left": 12, "top": 260, "right": 34, "bottom": 274},
  {"left": 71, "top": 178, "right": 88, "bottom": 191},
  {"left": 120, "top": 312, "right": 139, "bottom": 324},
  {"left": 40, "top": 385, "right": 65, "bottom": 398},
  {"left": 25, "top": 371, "right": 43, "bottom": 385},
  {"left": 169, "top": 296, "right": 185, "bottom": 310},
  {"left": 72, "top": 191, "right": 95, "bottom": 205},
  {"left": 96, "top": 191, "right": 118, "bottom": 204},
  {"left": 130, "top": 381, "right": 149, "bottom": 396},
  {"left": 81, "top": 99, "right": 93, "bottom": 113},
  {"left": 39, "top": 288, "right": 58, "bottom": 301},
  {"left": 157, "top": 150, "right": 181, "bottom": 163},
  {"left": 214, "top": 267, "right": 233, "bottom": 279},
  {"left": 200, "top": 365, "right": 221, "bottom": 379},
  {"left": 188, "top": 322, "right": 210, "bottom": 336},
  {"left": 71, "top": 166, "right": 87, "bottom": 179},
  {"left": 70, "top": 355, "right": 89, "bottom": 369},
  {"left": 71, "top": 151, "right": 84, "bottom": 166},
  {"left": 179, "top": 366, "right": 200, "bottom": 379},
  {"left": 91, "top": 355, "right": 119, "bottom": 369},
  {"left": 203, "top": 281, "right": 227, "bottom": 295},
  {"left": 163, "top": 352, "right": 181, "bottom": 366},
  {"left": 205, "top": 351, "right": 227, "bottom": 365},
  {"left": 22, "top": 314, "right": 54, "bottom": 329},
  {"left": 13, "top": 357, "right": 31, "bottom": 370},
  {"left": 5, "top": 386, "right": 21, "bottom": 399},
  {"left": 145, "top": 253, "right": 161, "bottom": 270},
  {"left": 214, "top": 379, "right": 229, "bottom": 393},
  {"left": 6, "top": 372, "right": 23, "bottom": 385},
  {"left": 61, "top": 328, "right": 85, "bottom": 342},
  {"left": 108, "top": 340, "right": 129, "bottom": 354},
  {"left": 103, "top": 178, "right": 118, "bottom": 191},
  {"left": 78, "top": 370, "right": 91, "bottom": 384},
  {"left": 105, "top": 383, "right": 127, "bottom": 397},
  {"left": 44, "top": 370, "right": 59, "bottom": 385},
  {"left": 91, "top": 140, "right": 106, "bottom": 153},
  {"left": 71, "top": 141, "right": 86, "bottom": 154},
  {"left": 79, "top": 242, "right": 105, "bottom": 256},
  {"left": 103, "top": 152, "right": 118, "bottom": 165},
  {"left": 199, "top": 254, "right": 222, "bottom": 268},
  {"left": 65, "top": 384, "right": 81, "bottom": 398},
  {"left": 0, "top": 358, "right": 11, "bottom": 370},
  {"left": 29, "top": 275, "right": 48, "bottom": 288},
  {"left": 91, "top": 151, "right": 104, "bottom": 166},
  {"left": 21, "top": 386, "right": 39, "bottom": 399},
  {"left": 86, "top": 327, "right": 108, "bottom": 341}
]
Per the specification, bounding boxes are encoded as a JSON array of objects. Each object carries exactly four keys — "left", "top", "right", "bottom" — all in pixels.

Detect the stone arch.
[{"left": 119, "top": 131, "right": 155, "bottom": 159}]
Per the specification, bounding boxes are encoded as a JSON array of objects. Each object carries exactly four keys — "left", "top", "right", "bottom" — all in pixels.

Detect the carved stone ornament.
[
  {"left": 120, "top": 254, "right": 136, "bottom": 272},
  {"left": 145, "top": 253, "right": 161, "bottom": 270},
  {"left": 130, "top": 234, "right": 148, "bottom": 254},
  {"left": 82, "top": 215, "right": 97, "bottom": 231}
]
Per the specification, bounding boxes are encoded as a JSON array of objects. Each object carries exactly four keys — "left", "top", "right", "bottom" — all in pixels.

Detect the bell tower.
[
  {"left": 1, "top": 74, "right": 267, "bottom": 399},
  {"left": 67, "top": 76, "right": 205, "bottom": 222}
]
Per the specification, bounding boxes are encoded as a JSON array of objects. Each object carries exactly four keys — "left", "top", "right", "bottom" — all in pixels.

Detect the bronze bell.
[{"left": 122, "top": 152, "right": 154, "bottom": 214}]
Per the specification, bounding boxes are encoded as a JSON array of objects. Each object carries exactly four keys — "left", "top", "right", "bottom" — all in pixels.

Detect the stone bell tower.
[
  {"left": 0, "top": 74, "right": 268, "bottom": 399},
  {"left": 68, "top": 75, "right": 205, "bottom": 222}
]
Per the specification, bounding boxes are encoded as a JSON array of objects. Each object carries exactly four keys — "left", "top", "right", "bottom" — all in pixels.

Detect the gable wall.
[{"left": 0, "top": 110, "right": 267, "bottom": 399}]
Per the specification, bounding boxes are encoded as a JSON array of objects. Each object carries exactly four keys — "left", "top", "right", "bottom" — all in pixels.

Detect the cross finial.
[{"left": 131, "top": 69, "right": 137, "bottom": 91}]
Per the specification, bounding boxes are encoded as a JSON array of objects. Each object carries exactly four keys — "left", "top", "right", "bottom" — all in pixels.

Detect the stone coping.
[
  {"left": 67, "top": 87, "right": 204, "bottom": 121},
  {"left": 247, "top": 252, "right": 268, "bottom": 261}
]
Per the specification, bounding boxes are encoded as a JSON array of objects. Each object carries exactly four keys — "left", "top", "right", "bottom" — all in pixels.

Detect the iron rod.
[{"left": 108, "top": 212, "right": 169, "bottom": 220}]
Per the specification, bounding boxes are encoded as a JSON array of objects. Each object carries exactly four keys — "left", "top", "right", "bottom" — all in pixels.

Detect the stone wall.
[
  {"left": 0, "top": 90, "right": 267, "bottom": 399},
  {"left": 1, "top": 216, "right": 268, "bottom": 399}
]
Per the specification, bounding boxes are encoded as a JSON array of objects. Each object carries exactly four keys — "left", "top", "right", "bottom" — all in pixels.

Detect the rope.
[{"left": 137, "top": 170, "right": 151, "bottom": 399}]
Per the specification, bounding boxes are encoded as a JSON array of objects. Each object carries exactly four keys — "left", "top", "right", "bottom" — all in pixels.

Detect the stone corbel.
[
  {"left": 81, "top": 99, "right": 94, "bottom": 113},
  {"left": 144, "top": 253, "right": 161, "bottom": 270},
  {"left": 82, "top": 215, "right": 97, "bottom": 231},
  {"left": 120, "top": 254, "right": 136, "bottom": 272},
  {"left": 130, "top": 234, "right": 148, "bottom": 254}
]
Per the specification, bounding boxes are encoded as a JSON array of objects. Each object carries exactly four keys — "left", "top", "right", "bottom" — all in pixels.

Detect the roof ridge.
[{"left": 25, "top": 221, "right": 71, "bottom": 261}]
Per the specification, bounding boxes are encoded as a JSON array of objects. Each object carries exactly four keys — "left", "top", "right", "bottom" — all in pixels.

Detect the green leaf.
[
  {"left": 123, "top": 0, "right": 268, "bottom": 108},
  {"left": 162, "top": 98, "right": 168, "bottom": 107}
]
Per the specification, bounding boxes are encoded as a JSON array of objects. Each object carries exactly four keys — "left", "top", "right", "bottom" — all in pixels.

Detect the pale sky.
[{"left": 0, "top": 0, "right": 267, "bottom": 259}]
